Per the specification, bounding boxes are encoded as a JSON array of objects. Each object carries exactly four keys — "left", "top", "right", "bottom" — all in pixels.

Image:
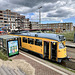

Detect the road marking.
[{"left": 20, "top": 52, "right": 68, "bottom": 75}]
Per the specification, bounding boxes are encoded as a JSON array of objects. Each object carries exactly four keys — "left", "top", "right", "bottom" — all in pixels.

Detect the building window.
[
  {"left": 0, "top": 18, "right": 3, "bottom": 19},
  {"left": 0, "top": 21, "right": 3, "bottom": 23},
  {"left": 8, "top": 15, "right": 10, "bottom": 17},
  {"left": 5, "top": 24, "right": 9, "bottom": 26},
  {"left": 28, "top": 38, "right": 34, "bottom": 44},
  {"left": 3, "top": 12, "right": 7, "bottom": 14},
  {"left": 35, "top": 39, "right": 42, "bottom": 46},
  {"left": 0, "top": 11, "right": 2, "bottom": 13},
  {"left": 23, "top": 37, "right": 27, "bottom": 43},
  {"left": 4, "top": 21, "right": 7, "bottom": 23},
  {"left": 11, "top": 13, "right": 15, "bottom": 15},
  {"left": 66, "top": 24, "right": 68, "bottom": 25},
  {"left": 11, "top": 16, "right": 15, "bottom": 18},
  {"left": 0, "top": 14, "right": 2, "bottom": 16},
  {"left": 4, "top": 15, "right": 7, "bottom": 17},
  {"left": 4, "top": 18, "right": 8, "bottom": 20}
]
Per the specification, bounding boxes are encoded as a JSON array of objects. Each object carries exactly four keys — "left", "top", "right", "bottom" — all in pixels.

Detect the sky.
[{"left": 0, "top": 0, "right": 75, "bottom": 26}]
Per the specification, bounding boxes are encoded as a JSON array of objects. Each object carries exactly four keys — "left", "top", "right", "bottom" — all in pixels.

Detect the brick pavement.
[{"left": 12, "top": 53, "right": 69, "bottom": 75}]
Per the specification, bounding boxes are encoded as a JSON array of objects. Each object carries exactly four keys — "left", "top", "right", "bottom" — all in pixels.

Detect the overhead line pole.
[{"left": 38, "top": 6, "right": 42, "bottom": 32}]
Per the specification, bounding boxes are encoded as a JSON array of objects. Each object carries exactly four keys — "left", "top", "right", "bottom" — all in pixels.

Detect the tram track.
[
  {"left": 61, "top": 59, "right": 75, "bottom": 70},
  {"left": 67, "top": 47, "right": 75, "bottom": 59},
  {"left": 61, "top": 47, "right": 75, "bottom": 70}
]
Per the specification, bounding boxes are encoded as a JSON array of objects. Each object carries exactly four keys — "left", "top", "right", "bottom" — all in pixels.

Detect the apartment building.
[
  {"left": 0, "top": 9, "right": 30, "bottom": 31},
  {"left": 31, "top": 23, "right": 73, "bottom": 31},
  {"left": 24, "top": 18, "right": 30, "bottom": 29},
  {"left": 31, "top": 22, "right": 39, "bottom": 29},
  {"left": 0, "top": 9, "right": 19, "bottom": 30},
  {"left": 15, "top": 15, "right": 25, "bottom": 28},
  {"left": 0, "top": 9, "right": 73, "bottom": 32}
]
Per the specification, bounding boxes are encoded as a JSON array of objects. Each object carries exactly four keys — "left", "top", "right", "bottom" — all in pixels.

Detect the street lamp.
[{"left": 38, "top": 6, "right": 42, "bottom": 32}]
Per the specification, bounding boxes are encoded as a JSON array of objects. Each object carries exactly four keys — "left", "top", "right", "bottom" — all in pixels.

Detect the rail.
[{"left": 62, "top": 59, "right": 75, "bottom": 70}]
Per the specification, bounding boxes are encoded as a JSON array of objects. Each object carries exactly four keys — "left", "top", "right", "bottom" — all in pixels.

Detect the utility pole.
[{"left": 38, "top": 6, "right": 42, "bottom": 32}]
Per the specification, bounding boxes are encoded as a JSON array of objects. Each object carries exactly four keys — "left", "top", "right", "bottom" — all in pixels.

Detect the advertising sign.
[{"left": 8, "top": 40, "right": 19, "bottom": 56}]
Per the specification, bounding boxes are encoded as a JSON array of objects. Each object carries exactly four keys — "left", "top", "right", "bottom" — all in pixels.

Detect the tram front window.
[{"left": 59, "top": 43, "right": 65, "bottom": 49}]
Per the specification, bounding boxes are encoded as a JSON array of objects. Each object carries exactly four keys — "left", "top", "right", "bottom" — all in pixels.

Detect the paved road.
[
  {"left": 67, "top": 47, "right": 75, "bottom": 53},
  {"left": 66, "top": 41, "right": 75, "bottom": 48},
  {"left": 12, "top": 50, "right": 75, "bottom": 75}
]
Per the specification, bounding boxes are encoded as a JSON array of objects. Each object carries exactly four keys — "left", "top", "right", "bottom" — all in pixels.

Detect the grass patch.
[
  {"left": 45, "top": 31, "right": 75, "bottom": 41},
  {"left": 0, "top": 50, "right": 8, "bottom": 61},
  {"left": 9, "top": 59, "right": 12, "bottom": 61},
  {"left": 59, "top": 31, "right": 75, "bottom": 41}
]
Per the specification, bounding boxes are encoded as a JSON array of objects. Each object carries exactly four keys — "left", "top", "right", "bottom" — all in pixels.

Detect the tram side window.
[
  {"left": 28, "top": 38, "right": 34, "bottom": 44},
  {"left": 35, "top": 39, "right": 42, "bottom": 46},
  {"left": 23, "top": 37, "right": 27, "bottom": 43}
]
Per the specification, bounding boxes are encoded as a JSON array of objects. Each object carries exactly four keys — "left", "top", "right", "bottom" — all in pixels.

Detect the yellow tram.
[{"left": 10, "top": 31, "right": 67, "bottom": 62}]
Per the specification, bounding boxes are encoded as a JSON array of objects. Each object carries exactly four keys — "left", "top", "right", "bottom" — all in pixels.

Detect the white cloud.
[
  {"left": 13, "top": 7, "right": 30, "bottom": 12},
  {"left": 29, "top": 0, "right": 75, "bottom": 21},
  {"left": 60, "top": 20, "right": 63, "bottom": 23},
  {"left": 0, "top": 0, "right": 75, "bottom": 22}
]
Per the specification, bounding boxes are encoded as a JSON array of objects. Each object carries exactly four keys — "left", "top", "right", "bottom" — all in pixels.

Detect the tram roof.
[{"left": 10, "top": 32, "right": 65, "bottom": 42}]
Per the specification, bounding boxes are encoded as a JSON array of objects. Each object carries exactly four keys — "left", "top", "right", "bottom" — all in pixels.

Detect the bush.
[{"left": 0, "top": 51, "right": 8, "bottom": 61}]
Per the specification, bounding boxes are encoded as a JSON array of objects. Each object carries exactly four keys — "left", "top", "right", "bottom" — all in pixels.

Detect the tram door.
[
  {"left": 19, "top": 37, "right": 21, "bottom": 48},
  {"left": 51, "top": 42, "right": 57, "bottom": 60},
  {"left": 44, "top": 41, "right": 49, "bottom": 59}
]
